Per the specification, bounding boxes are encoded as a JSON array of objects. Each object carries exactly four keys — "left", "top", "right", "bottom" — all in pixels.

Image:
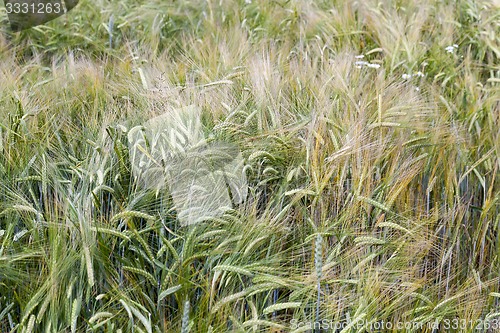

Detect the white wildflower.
[
  {"left": 415, "top": 71, "right": 425, "bottom": 77},
  {"left": 355, "top": 55, "right": 365, "bottom": 59},
  {"left": 355, "top": 60, "right": 379, "bottom": 69},
  {"left": 355, "top": 60, "right": 367, "bottom": 68},
  {"left": 402, "top": 74, "right": 412, "bottom": 80},
  {"left": 445, "top": 44, "right": 458, "bottom": 53}
]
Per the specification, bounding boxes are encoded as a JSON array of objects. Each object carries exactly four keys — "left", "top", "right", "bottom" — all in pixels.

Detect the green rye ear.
[{"left": 5, "top": 0, "right": 80, "bottom": 32}]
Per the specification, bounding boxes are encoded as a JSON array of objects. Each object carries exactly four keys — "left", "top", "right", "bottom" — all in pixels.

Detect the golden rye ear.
[{"left": 5, "top": 0, "right": 80, "bottom": 31}]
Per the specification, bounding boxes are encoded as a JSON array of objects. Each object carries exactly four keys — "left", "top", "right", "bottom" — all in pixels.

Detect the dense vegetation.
[{"left": 0, "top": 0, "right": 499, "bottom": 331}]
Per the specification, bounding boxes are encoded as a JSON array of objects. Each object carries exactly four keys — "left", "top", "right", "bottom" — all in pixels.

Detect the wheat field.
[{"left": 0, "top": 0, "right": 499, "bottom": 332}]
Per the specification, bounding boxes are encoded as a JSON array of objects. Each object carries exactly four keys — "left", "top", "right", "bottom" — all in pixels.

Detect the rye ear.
[{"left": 6, "top": 0, "right": 80, "bottom": 32}]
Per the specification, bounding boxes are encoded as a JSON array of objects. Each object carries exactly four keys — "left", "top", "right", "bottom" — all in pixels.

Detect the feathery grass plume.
[
  {"left": 70, "top": 297, "right": 81, "bottom": 333},
  {"left": 108, "top": 14, "right": 115, "bottom": 49},
  {"left": 24, "top": 314, "right": 35, "bottom": 333},
  {"left": 181, "top": 298, "right": 191, "bottom": 333}
]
